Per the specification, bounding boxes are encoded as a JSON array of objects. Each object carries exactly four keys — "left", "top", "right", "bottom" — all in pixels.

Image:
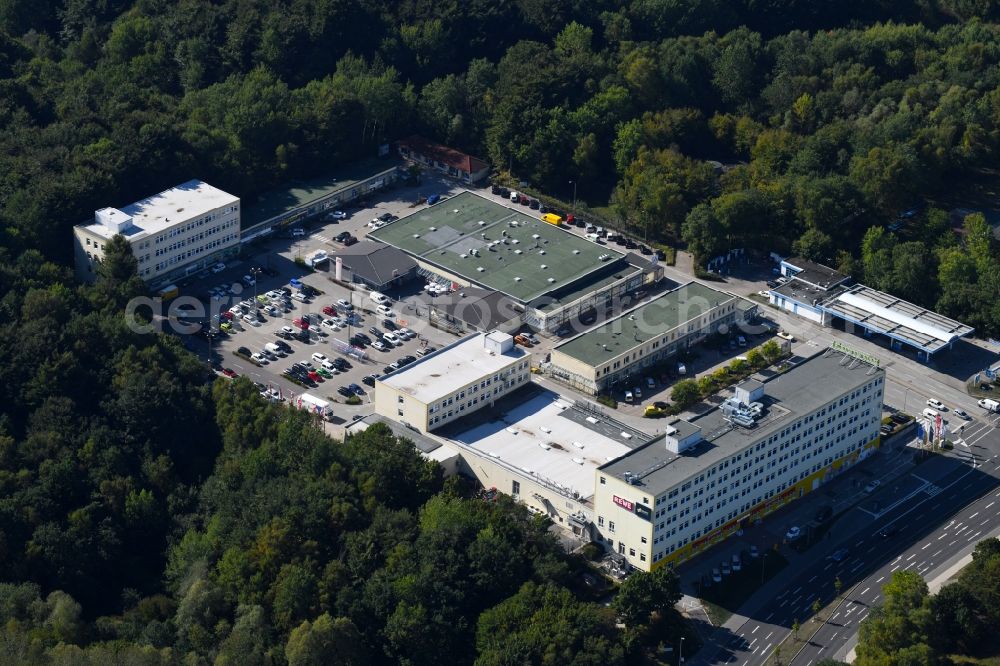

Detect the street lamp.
[
  {"left": 250, "top": 266, "right": 262, "bottom": 308},
  {"left": 569, "top": 180, "right": 578, "bottom": 213}
]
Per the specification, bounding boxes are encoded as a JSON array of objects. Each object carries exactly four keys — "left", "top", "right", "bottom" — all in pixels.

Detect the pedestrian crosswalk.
[{"left": 311, "top": 234, "right": 332, "bottom": 243}]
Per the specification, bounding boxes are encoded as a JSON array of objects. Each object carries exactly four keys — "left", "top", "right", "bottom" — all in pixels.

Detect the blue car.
[
  {"left": 426, "top": 194, "right": 440, "bottom": 205},
  {"left": 348, "top": 383, "right": 364, "bottom": 395}
]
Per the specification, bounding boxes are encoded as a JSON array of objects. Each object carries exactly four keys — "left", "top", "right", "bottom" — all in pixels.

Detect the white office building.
[
  {"left": 374, "top": 331, "right": 531, "bottom": 433},
  {"left": 594, "top": 349, "right": 885, "bottom": 571},
  {"left": 73, "top": 179, "right": 240, "bottom": 286}
]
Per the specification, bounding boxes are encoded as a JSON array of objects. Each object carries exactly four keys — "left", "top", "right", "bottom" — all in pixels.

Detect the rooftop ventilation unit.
[
  {"left": 540, "top": 264, "right": 547, "bottom": 269},
  {"left": 477, "top": 267, "right": 485, "bottom": 272},
  {"left": 413, "top": 234, "right": 420, "bottom": 238},
  {"left": 532, "top": 234, "right": 541, "bottom": 239},
  {"left": 539, "top": 250, "right": 546, "bottom": 255},
  {"left": 547, "top": 278, "right": 556, "bottom": 283},
  {"left": 514, "top": 277, "right": 522, "bottom": 281},
  {"left": 429, "top": 226, "right": 436, "bottom": 231},
  {"left": 573, "top": 250, "right": 580, "bottom": 254},
  {"left": 478, "top": 220, "right": 486, "bottom": 225},
  {"left": 460, "top": 254, "right": 467, "bottom": 258}
]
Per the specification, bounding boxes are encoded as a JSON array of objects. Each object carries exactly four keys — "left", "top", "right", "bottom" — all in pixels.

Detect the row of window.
[
  {"left": 154, "top": 234, "right": 237, "bottom": 271},
  {"left": 154, "top": 219, "right": 237, "bottom": 256},
  {"left": 153, "top": 207, "right": 238, "bottom": 243}
]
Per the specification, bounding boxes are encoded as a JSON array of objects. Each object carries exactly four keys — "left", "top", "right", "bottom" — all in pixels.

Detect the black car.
[
  {"left": 396, "top": 356, "right": 414, "bottom": 367},
  {"left": 362, "top": 374, "right": 378, "bottom": 387},
  {"left": 491, "top": 184, "right": 502, "bottom": 195},
  {"left": 639, "top": 244, "right": 652, "bottom": 255},
  {"left": 274, "top": 340, "right": 292, "bottom": 352},
  {"left": 529, "top": 199, "right": 540, "bottom": 209},
  {"left": 355, "top": 332, "right": 371, "bottom": 344},
  {"left": 655, "top": 249, "right": 667, "bottom": 261},
  {"left": 574, "top": 218, "right": 586, "bottom": 228},
  {"left": 383, "top": 318, "right": 398, "bottom": 330},
  {"left": 383, "top": 365, "right": 395, "bottom": 374},
  {"left": 279, "top": 287, "right": 291, "bottom": 295},
  {"left": 399, "top": 354, "right": 416, "bottom": 364},
  {"left": 337, "top": 386, "right": 354, "bottom": 397},
  {"left": 766, "top": 279, "right": 780, "bottom": 289},
  {"left": 333, "top": 358, "right": 350, "bottom": 371},
  {"left": 624, "top": 240, "right": 637, "bottom": 249},
  {"left": 539, "top": 205, "right": 551, "bottom": 214},
  {"left": 499, "top": 187, "right": 510, "bottom": 198},
  {"left": 349, "top": 336, "right": 366, "bottom": 348},
  {"left": 342, "top": 236, "right": 358, "bottom": 246},
  {"left": 301, "top": 285, "right": 319, "bottom": 297},
  {"left": 335, "top": 231, "right": 351, "bottom": 242},
  {"left": 237, "top": 346, "right": 252, "bottom": 356},
  {"left": 878, "top": 525, "right": 898, "bottom": 538}
]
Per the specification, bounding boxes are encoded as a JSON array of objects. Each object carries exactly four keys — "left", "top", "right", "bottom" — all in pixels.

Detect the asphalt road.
[{"left": 695, "top": 419, "right": 1000, "bottom": 666}]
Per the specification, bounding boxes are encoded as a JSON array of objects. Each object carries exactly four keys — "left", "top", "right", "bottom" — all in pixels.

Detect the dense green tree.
[{"left": 613, "top": 566, "right": 682, "bottom": 627}]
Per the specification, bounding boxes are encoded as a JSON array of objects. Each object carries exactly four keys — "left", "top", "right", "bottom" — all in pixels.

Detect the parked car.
[
  {"left": 624, "top": 390, "right": 634, "bottom": 402},
  {"left": 376, "top": 304, "right": 394, "bottom": 317},
  {"left": 326, "top": 210, "right": 347, "bottom": 220},
  {"left": 250, "top": 352, "right": 268, "bottom": 365},
  {"left": 815, "top": 505, "right": 833, "bottom": 523},
  {"left": 221, "top": 368, "right": 237, "bottom": 378},
  {"left": 426, "top": 194, "right": 441, "bottom": 205},
  {"left": 785, "top": 526, "right": 802, "bottom": 541},
  {"left": 292, "top": 228, "right": 305, "bottom": 238},
  {"left": 777, "top": 331, "right": 795, "bottom": 341},
  {"left": 237, "top": 346, "right": 252, "bottom": 356},
  {"left": 292, "top": 318, "right": 309, "bottom": 329},
  {"left": 211, "top": 262, "right": 226, "bottom": 274},
  {"left": 731, "top": 553, "right": 742, "bottom": 572},
  {"left": 337, "top": 386, "right": 354, "bottom": 397},
  {"left": 828, "top": 548, "right": 850, "bottom": 562},
  {"left": 372, "top": 340, "right": 388, "bottom": 351},
  {"left": 312, "top": 352, "right": 328, "bottom": 364},
  {"left": 362, "top": 375, "right": 378, "bottom": 386},
  {"left": 514, "top": 334, "right": 532, "bottom": 347},
  {"left": 383, "top": 318, "right": 398, "bottom": 330},
  {"left": 865, "top": 479, "right": 882, "bottom": 493}
]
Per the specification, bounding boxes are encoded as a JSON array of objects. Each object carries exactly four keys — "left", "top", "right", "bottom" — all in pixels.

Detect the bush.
[
  {"left": 345, "top": 395, "right": 361, "bottom": 405},
  {"left": 596, "top": 394, "right": 618, "bottom": 409},
  {"left": 581, "top": 543, "right": 604, "bottom": 561},
  {"left": 671, "top": 379, "right": 700, "bottom": 408}
]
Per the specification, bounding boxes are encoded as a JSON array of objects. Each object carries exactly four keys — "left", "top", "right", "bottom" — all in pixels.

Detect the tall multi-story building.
[
  {"left": 73, "top": 179, "right": 240, "bottom": 286},
  {"left": 593, "top": 349, "right": 885, "bottom": 571},
  {"left": 374, "top": 331, "right": 531, "bottom": 433}
]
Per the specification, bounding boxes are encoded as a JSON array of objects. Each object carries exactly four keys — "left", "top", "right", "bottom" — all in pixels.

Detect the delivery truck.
[
  {"left": 541, "top": 213, "right": 563, "bottom": 225},
  {"left": 296, "top": 393, "right": 334, "bottom": 420},
  {"left": 979, "top": 398, "right": 1000, "bottom": 413}
]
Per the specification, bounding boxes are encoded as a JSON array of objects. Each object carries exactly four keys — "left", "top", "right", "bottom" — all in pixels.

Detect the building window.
[
  {"left": 397, "top": 396, "right": 404, "bottom": 403},
  {"left": 641, "top": 536, "right": 648, "bottom": 543},
  {"left": 598, "top": 516, "right": 604, "bottom": 527},
  {"left": 640, "top": 553, "right": 647, "bottom": 562},
  {"left": 600, "top": 476, "right": 606, "bottom": 485},
  {"left": 397, "top": 409, "right": 403, "bottom": 416},
  {"left": 512, "top": 480, "right": 520, "bottom": 496},
  {"left": 629, "top": 548, "right": 636, "bottom": 557},
  {"left": 609, "top": 521, "right": 615, "bottom": 533}
]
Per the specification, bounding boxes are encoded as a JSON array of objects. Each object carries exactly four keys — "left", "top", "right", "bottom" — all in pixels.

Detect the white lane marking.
[
  {"left": 904, "top": 562, "right": 915, "bottom": 570},
  {"left": 832, "top": 612, "right": 840, "bottom": 621},
  {"left": 933, "top": 549, "right": 943, "bottom": 557},
  {"left": 877, "top": 575, "right": 885, "bottom": 583},
  {"left": 765, "top": 612, "right": 774, "bottom": 621},
  {"left": 742, "top": 661, "right": 748, "bottom": 666},
  {"left": 861, "top": 587, "right": 870, "bottom": 595},
  {"left": 938, "top": 534, "right": 947, "bottom": 540},
  {"left": 907, "top": 553, "right": 917, "bottom": 561},
  {"left": 809, "top": 575, "right": 817, "bottom": 583},
  {"left": 922, "top": 543, "right": 931, "bottom": 550},
  {"left": 855, "top": 540, "right": 865, "bottom": 547},
  {"left": 859, "top": 611, "right": 869, "bottom": 622},
  {"left": 779, "top": 599, "right": 788, "bottom": 607},
  {"left": 986, "top": 501, "right": 995, "bottom": 509},
  {"left": 752, "top": 626, "right": 759, "bottom": 634},
  {"left": 950, "top": 539, "right": 959, "bottom": 546},
  {"left": 970, "top": 512, "right": 979, "bottom": 519},
  {"left": 793, "top": 586, "right": 802, "bottom": 595},
  {"left": 749, "top": 638, "right": 757, "bottom": 648},
  {"left": 762, "top": 643, "right": 772, "bottom": 658},
  {"left": 968, "top": 530, "right": 983, "bottom": 541},
  {"left": 851, "top": 561, "right": 865, "bottom": 572},
  {"left": 765, "top": 631, "right": 773, "bottom": 640},
  {"left": 845, "top": 606, "right": 856, "bottom": 615},
  {"left": 981, "top": 519, "right": 990, "bottom": 526},
  {"left": 824, "top": 562, "right": 833, "bottom": 570},
  {"left": 891, "top": 564, "right": 900, "bottom": 571},
  {"left": 831, "top": 632, "right": 838, "bottom": 640}
]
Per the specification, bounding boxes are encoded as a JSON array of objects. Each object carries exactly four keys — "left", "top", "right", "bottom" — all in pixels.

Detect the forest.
[
  {"left": 1, "top": 0, "right": 1000, "bottom": 332},
  {"left": 1, "top": 0, "right": 1000, "bottom": 663}
]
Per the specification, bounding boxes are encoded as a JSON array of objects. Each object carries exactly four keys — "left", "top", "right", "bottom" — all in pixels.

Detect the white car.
[
  {"left": 758, "top": 290, "right": 771, "bottom": 297},
  {"left": 383, "top": 332, "right": 401, "bottom": 346},
  {"left": 926, "top": 398, "right": 946, "bottom": 411},
  {"left": 321, "top": 319, "right": 340, "bottom": 332},
  {"left": 292, "top": 228, "right": 305, "bottom": 237},
  {"left": 777, "top": 331, "right": 795, "bottom": 341},
  {"left": 299, "top": 359, "right": 314, "bottom": 369},
  {"left": 210, "top": 262, "right": 226, "bottom": 274},
  {"left": 242, "top": 314, "right": 259, "bottom": 326},
  {"left": 397, "top": 327, "right": 414, "bottom": 339},
  {"left": 242, "top": 275, "right": 256, "bottom": 286},
  {"left": 371, "top": 340, "right": 388, "bottom": 351},
  {"left": 266, "top": 290, "right": 282, "bottom": 299},
  {"left": 321, "top": 360, "right": 339, "bottom": 373},
  {"left": 785, "top": 526, "right": 802, "bottom": 541},
  {"left": 311, "top": 353, "right": 328, "bottom": 364},
  {"left": 291, "top": 292, "right": 309, "bottom": 302},
  {"left": 336, "top": 299, "right": 353, "bottom": 310},
  {"left": 280, "top": 326, "right": 295, "bottom": 336},
  {"left": 953, "top": 409, "right": 970, "bottom": 420},
  {"left": 864, "top": 479, "right": 881, "bottom": 493},
  {"left": 250, "top": 352, "right": 268, "bottom": 365},
  {"left": 326, "top": 210, "right": 347, "bottom": 220},
  {"left": 377, "top": 304, "right": 394, "bottom": 317}
]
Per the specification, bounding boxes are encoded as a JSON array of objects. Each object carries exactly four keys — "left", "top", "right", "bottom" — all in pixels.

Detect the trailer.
[{"left": 296, "top": 393, "right": 334, "bottom": 420}]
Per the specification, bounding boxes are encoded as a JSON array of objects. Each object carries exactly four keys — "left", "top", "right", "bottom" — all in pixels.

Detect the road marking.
[
  {"left": 986, "top": 501, "right": 995, "bottom": 509},
  {"left": 779, "top": 599, "right": 788, "bottom": 607},
  {"left": 793, "top": 586, "right": 802, "bottom": 595},
  {"left": 938, "top": 534, "right": 947, "bottom": 540},
  {"left": 831, "top": 632, "right": 838, "bottom": 640},
  {"left": 749, "top": 638, "right": 757, "bottom": 648},
  {"left": 968, "top": 530, "right": 983, "bottom": 541},
  {"left": 877, "top": 576, "right": 885, "bottom": 583},
  {"left": 907, "top": 553, "right": 917, "bottom": 560},
  {"left": 752, "top": 626, "right": 758, "bottom": 634},
  {"left": 859, "top": 611, "right": 869, "bottom": 623},
  {"left": 765, "top": 613, "right": 774, "bottom": 621},
  {"left": 851, "top": 561, "right": 865, "bottom": 572},
  {"left": 950, "top": 539, "right": 959, "bottom": 546},
  {"left": 832, "top": 612, "right": 840, "bottom": 621},
  {"left": 922, "top": 543, "right": 931, "bottom": 550},
  {"left": 808, "top": 575, "right": 817, "bottom": 583},
  {"left": 861, "top": 587, "right": 870, "bottom": 595},
  {"left": 904, "top": 562, "right": 914, "bottom": 570},
  {"left": 824, "top": 562, "right": 833, "bottom": 570},
  {"left": 933, "top": 549, "right": 943, "bottom": 557},
  {"left": 981, "top": 518, "right": 990, "bottom": 526},
  {"left": 762, "top": 643, "right": 772, "bottom": 658},
  {"left": 891, "top": 564, "right": 900, "bottom": 571},
  {"left": 846, "top": 606, "right": 856, "bottom": 615},
  {"left": 742, "top": 662, "right": 748, "bottom": 666},
  {"left": 970, "top": 512, "right": 979, "bottom": 519},
  {"left": 855, "top": 540, "right": 865, "bottom": 547},
  {"left": 765, "top": 631, "right": 773, "bottom": 640}
]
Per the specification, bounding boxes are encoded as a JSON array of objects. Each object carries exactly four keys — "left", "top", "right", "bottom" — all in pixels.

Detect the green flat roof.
[
  {"left": 242, "top": 158, "right": 401, "bottom": 230},
  {"left": 555, "top": 282, "right": 737, "bottom": 366},
  {"left": 369, "top": 191, "right": 624, "bottom": 303}
]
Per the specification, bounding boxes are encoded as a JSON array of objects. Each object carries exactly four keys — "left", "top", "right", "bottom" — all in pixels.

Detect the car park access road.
[{"left": 690, "top": 420, "right": 1000, "bottom": 666}]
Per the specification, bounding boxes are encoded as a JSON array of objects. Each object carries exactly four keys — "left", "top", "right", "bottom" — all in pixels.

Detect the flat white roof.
[
  {"left": 445, "top": 391, "right": 637, "bottom": 501},
  {"left": 80, "top": 179, "right": 239, "bottom": 240},
  {"left": 379, "top": 332, "right": 526, "bottom": 403}
]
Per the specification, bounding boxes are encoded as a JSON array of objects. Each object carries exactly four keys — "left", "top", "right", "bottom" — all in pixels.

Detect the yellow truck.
[
  {"left": 541, "top": 213, "right": 563, "bottom": 225},
  {"left": 157, "top": 284, "right": 179, "bottom": 301}
]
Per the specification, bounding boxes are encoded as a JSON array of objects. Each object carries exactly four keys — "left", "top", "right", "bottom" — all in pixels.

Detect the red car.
[
  {"left": 292, "top": 318, "right": 310, "bottom": 329},
  {"left": 220, "top": 311, "right": 234, "bottom": 321},
  {"left": 307, "top": 370, "right": 322, "bottom": 382},
  {"left": 322, "top": 305, "right": 336, "bottom": 316},
  {"left": 221, "top": 368, "right": 237, "bottom": 378}
]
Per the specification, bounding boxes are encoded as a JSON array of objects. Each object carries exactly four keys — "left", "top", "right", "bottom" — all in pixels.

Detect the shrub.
[
  {"left": 596, "top": 394, "right": 618, "bottom": 409},
  {"left": 345, "top": 395, "right": 361, "bottom": 405}
]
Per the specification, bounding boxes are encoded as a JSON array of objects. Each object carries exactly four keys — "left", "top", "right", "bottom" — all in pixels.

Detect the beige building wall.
[
  {"left": 593, "top": 472, "right": 656, "bottom": 571},
  {"left": 373, "top": 382, "right": 430, "bottom": 432}
]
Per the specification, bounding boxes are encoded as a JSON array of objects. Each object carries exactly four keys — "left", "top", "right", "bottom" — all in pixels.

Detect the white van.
[
  {"left": 265, "top": 342, "right": 285, "bottom": 356},
  {"left": 922, "top": 407, "right": 939, "bottom": 420},
  {"left": 510, "top": 191, "right": 519, "bottom": 202},
  {"left": 370, "top": 291, "right": 389, "bottom": 305}
]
